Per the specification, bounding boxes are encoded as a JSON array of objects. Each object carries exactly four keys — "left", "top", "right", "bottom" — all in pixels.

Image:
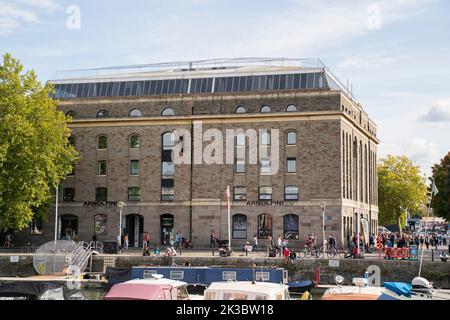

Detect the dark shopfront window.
[
  {"left": 95, "top": 187, "right": 107, "bottom": 201},
  {"left": 232, "top": 214, "right": 247, "bottom": 239},
  {"left": 30, "top": 217, "right": 43, "bottom": 235},
  {"left": 257, "top": 213, "right": 273, "bottom": 239},
  {"left": 283, "top": 214, "right": 299, "bottom": 240},
  {"left": 63, "top": 188, "right": 75, "bottom": 202}
]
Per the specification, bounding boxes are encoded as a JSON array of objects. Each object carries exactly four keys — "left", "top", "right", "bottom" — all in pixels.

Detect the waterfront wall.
[{"left": 1, "top": 255, "right": 448, "bottom": 288}]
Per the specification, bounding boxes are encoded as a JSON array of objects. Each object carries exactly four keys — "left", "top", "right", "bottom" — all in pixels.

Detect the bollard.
[
  {"left": 432, "top": 249, "right": 434, "bottom": 262},
  {"left": 315, "top": 268, "right": 320, "bottom": 288}
]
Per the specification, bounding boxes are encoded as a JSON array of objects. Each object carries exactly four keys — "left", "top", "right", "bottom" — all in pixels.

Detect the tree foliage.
[
  {"left": 377, "top": 155, "right": 428, "bottom": 234},
  {"left": 431, "top": 151, "right": 450, "bottom": 220},
  {"left": 0, "top": 53, "right": 78, "bottom": 231}
]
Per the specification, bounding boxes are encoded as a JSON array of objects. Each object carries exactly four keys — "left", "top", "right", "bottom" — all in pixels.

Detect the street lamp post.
[
  {"left": 118, "top": 201, "right": 124, "bottom": 248},
  {"left": 321, "top": 202, "right": 326, "bottom": 257},
  {"left": 54, "top": 185, "right": 59, "bottom": 243}
]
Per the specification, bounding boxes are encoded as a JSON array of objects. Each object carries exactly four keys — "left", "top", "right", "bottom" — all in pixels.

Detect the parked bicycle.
[
  {"left": 21, "top": 242, "right": 38, "bottom": 253},
  {"left": 302, "top": 244, "right": 324, "bottom": 258}
]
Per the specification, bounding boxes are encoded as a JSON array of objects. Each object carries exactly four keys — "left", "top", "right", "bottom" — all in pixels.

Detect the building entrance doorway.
[
  {"left": 125, "top": 214, "right": 144, "bottom": 247},
  {"left": 59, "top": 214, "right": 78, "bottom": 241},
  {"left": 160, "top": 214, "right": 174, "bottom": 245}
]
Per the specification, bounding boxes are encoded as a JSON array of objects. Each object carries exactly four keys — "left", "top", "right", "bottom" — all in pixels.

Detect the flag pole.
[
  {"left": 226, "top": 185, "right": 231, "bottom": 252},
  {"left": 418, "top": 178, "right": 437, "bottom": 277}
]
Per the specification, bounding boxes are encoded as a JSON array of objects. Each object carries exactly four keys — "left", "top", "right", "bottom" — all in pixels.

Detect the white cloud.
[
  {"left": 336, "top": 53, "right": 400, "bottom": 69},
  {"left": 0, "top": 0, "right": 61, "bottom": 35},
  {"left": 420, "top": 98, "right": 450, "bottom": 122}
]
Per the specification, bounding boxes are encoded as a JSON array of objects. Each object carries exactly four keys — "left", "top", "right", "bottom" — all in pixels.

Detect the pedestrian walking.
[
  {"left": 210, "top": 230, "right": 217, "bottom": 248},
  {"left": 425, "top": 236, "right": 430, "bottom": 250},
  {"left": 175, "top": 230, "right": 182, "bottom": 255},
  {"left": 252, "top": 235, "right": 258, "bottom": 253}
]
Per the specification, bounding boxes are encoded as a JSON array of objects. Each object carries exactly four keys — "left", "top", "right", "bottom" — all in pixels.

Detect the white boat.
[
  {"left": 379, "top": 277, "right": 450, "bottom": 300},
  {"left": 321, "top": 277, "right": 385, "bottom": 300},
  {"left": 204, "top": 281, "right": 291, "bottom": 300}
]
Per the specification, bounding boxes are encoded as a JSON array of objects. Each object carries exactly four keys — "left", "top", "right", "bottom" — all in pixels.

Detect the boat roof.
[
  {"left": 126, "top": 278, "right": 188, "bottom": 287},
  {"left": 206, "top": 281, "right": 288, "bottom": 294},
  {"left": 104, "top": 278, "right": 188, "bottom": 300}
]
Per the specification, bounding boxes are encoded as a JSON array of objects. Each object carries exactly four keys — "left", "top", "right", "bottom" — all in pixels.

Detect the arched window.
[
  {"left": 232, "top": 214, "right": 247, "bottom": 239},
  {"left": 257, "top": 214, "right": 273, "bottom": 239},
  {"left": 96, "top": 110, "right": 109, "bottom": 118},
  {"left": 94, "top": 214, "right": 107, "bottom": 235},
  {"left": 260, "top": 105, "right": 271, "bottom": 113},
  {"left": 286, "top": 131, "right": 296, "bottom": 145},
  {"left": 129, "top": 109, "right": 142, "bottom": 117},
  {"left": 161, "top": 108, "right": 175, "bottom": 116},
  {"left": 235, "top": 106, "right": 246, "bottom": 114},
  {"left": 97, "top": 135, "right": 107, "bottom": 149},
  {"left": 260, "top": 131, "right": 270, "bottom": 146},
  {"left": 130, "top": 134, "right": 140, "bottom": 148},
  {"left": 286, "top": 104, "right": 297, "bottom": 112},
  {"left": 283, "top": 214, "right": 299, "bottom": 240},
  {"left": 162, "top": 132, "right": 175, "bottom": 150},
  {"left": 65, "top": 110, "right": 75, "bottom": 118}
]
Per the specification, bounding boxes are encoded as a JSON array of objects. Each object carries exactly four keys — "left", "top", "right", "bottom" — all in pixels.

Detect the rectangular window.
[
  {"left": 233, "top": 187, "right": 246, "bottom": 201},
  {"left": 95, "top": 187, "right": 107, "bottom": 201},
  {"left": 161, "top": 186, "right": 174, "bottom": 201},
  {"left": 260, "top": 159, "right": 271, "bottom": 175},
  {"left": 259, "top": 186, "right": 272, "bottom": 200},
  {"left": 128, "top": 187, "right": 140, "bottom": 201},
  {"left": 130, "top": 160, "right": 139, "bottom": 175},
  {"left": 235, "top": 159, "right": 245, "bottom": 173},
  {"left": 162, "top": 150, "right": 173, "bottom": 162},
  {"left": 162, "top": 162, "right": 174, "bottom": 176},
  {"left": 98, "top": 160, "right": 107, "bottom": 176},
  {"left": 63, "top": 188, "right": 75, "bottom": 202},
  {"left": 286, "top": 158, "right": 296, "bottom": 173},
  {"left": 161, "top": 178, "right": 174, "bottom": 188},
  {"left": 285, "top": 186, "right": 299, "bottom": 200}
]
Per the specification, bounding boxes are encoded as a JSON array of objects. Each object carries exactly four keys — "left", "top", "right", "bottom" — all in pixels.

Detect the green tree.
[
  {"left": 431, "top": 151, "right": 450, "bottom": 220},
  {"left": 0, "top": 53, "right": 78, "bottom": 231},
  {"left": 378, "top": 155, "right": 428, "bottom": 235}
]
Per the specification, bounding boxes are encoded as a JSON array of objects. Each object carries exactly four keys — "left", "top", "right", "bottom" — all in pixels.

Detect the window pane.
[
  {"left": 287, "top": 158, "right": 296, "bottom": 173},
  {"left": 163, "top": 132, "right": 175, "bottom": 149},
  {"left": 130, "top": 160, "right": 139, "bottom": 175},
  {"left": 286, "top": 74, "right": 294, "bottom": 89},
  {"left": 235, "top": 159, "right": 245, "bottom": 173},
  {"left": 259, "top": 186, "right": 272, "bottom": 200},
  {"left": 287, "top": 131, "right": 296, "bottom": 145},
  {"left": 285, "top": 186, "right": 298, "bottom": 200},
  {"left": 129, "top": 109, "right": 142, "bottom": 117},
  {"left": 236, "top": 133, "right": 245, "bottom": 146},
  {"left": 286, "top": 104, "right": 297, "bottom": 112},
  {"left": 98, "top": 136, "right": 107, "bottom": 149},
  {"left": 233, "top": 215, "right": 247, "bottom": 239},
  {"left": 128, "top": 187, "right": 140, "bottom": 201},
  {"left": 30, "top": 217, "right": 43, "bottom": 235},
  {"left": 261, "top": 106, "right": 271, "bottom": 113},
  {"left": 112, "top": 82, "right": 121, "bottom": 96},
  {"left": 63, "top": 188, "right": 75, "bottom": 202},
  {"left": 95, "top": 188, "right": 107, "bottom": 201},
  {"left": 279, "top": 75, "right": 287, "bottom": 90},
  {"left": 260, "top": 159, "right": 271, "bottom": 174},
  {"left": 98, "top": 161, "right": 107, "bottom": 175},
  {"left": 233, "top": 187, "right": 246, "bottom": 201},
  {"left": 130, "top": 135, "right": 140, "bottom": 148},
  {"left": 258, "top": 214, "right": 273, "bottom": 239},
  {"left": 162, "top": 108, "right": 175, "bottom": 116},
  {"left": 162, "top": 162, "right": 174, "bottom": 176},
  {"left": 284, "top": 215, "right": 299, "bottom": 239},
  {"left": 260, "top": 132, "right": 270, "bottom": 145},
  {"left": 161, "top": 178, "right": 174, "bottom": 188}
]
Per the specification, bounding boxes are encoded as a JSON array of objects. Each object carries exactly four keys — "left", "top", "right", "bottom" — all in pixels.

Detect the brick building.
[{"left": 18, "top": 58, "right": 379, "bottom": 249}]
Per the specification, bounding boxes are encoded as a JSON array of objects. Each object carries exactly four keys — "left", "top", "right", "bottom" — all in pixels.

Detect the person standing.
[
  {"left": 277, "top": 236, "right": 283, "bottom": 257},
  {"left": 175, "top": 230, "right": 182, "bottom": 255},
  {"left": 425, "top": 236, "right": 430, "bottom": 250},
  {"left": 252, "top": 234, "right": 258, "bottom": 253},
  {"left": 210, "top": 231, "right": 217, "bottom": 248},
  {"left": 123, "top": 234, "right": 129, "bottom": 251}
]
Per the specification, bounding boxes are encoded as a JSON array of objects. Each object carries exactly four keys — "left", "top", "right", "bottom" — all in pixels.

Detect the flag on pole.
[{"left": 431, "top": 180, "right": 439, "bottom": 196}]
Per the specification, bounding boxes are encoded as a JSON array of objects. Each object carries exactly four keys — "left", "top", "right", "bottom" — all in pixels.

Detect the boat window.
[
  {"left": 40, "top": 288, "right": 65, "bottom": 300},
  {"left": 223, "top": 292, "right": 248, "bottom": 300},
  {"left": 255, "top": 271, "right": 270, "bottom": 281},
  {"left": 170, "top": 270, "right": 184, "bottom": 280},
  {"left": 254, "top": 295, "right": 267, "bottom": 300},
  {"left": 177, "top": 286, "right": 190, "bottom": 300},
  {"left": 222, "top": 271, "right": 237, "bottom": 281},
  {"left": 143, "top": 270, "right": 157, "bottom": 278},
  {"left": 170, "top": 288, "right": 177, "bottom": 300}
]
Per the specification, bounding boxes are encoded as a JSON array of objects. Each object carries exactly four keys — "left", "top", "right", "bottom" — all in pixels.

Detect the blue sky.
[{"left": 1, "top": 0, "right": 450, "bottom": 175}]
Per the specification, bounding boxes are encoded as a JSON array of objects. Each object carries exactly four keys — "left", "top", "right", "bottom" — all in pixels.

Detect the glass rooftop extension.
[{"left": 49, "top": 57, "right": 356, "bottom": 101}]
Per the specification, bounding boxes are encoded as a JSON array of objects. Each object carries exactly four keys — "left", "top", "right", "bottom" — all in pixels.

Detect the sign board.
[
  {"left": 409, "top": 245, "right": 419, "bottom": 261},
  {"left": 10, "top": 256, "right": 19, "bottom": 263},
  {"left": 328, "top": 260, "right": 339, "bottom": 268}
]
